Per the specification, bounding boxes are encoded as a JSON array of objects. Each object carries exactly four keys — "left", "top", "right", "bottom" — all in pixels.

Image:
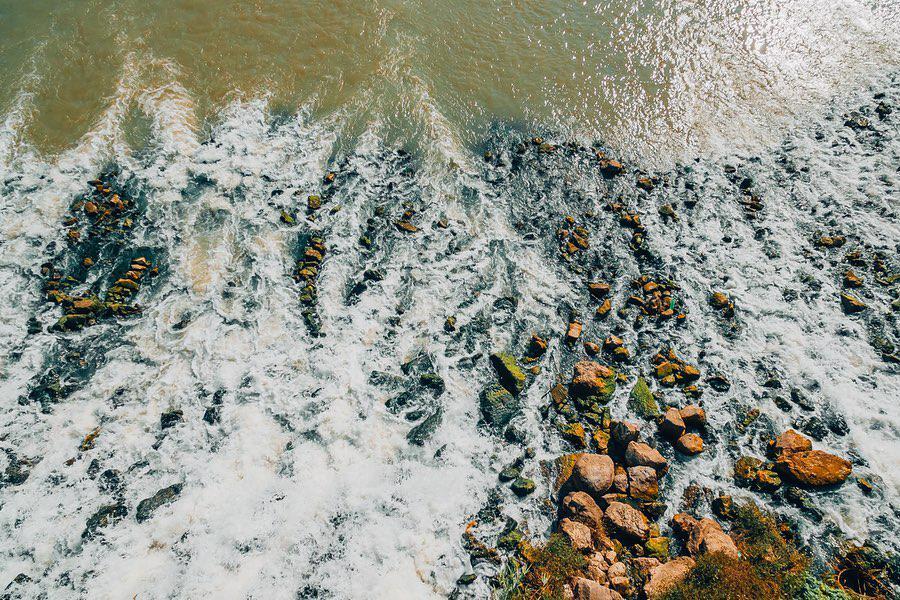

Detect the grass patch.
[{"left": 493, "top": 533, "right": 586, "bottom": 600}]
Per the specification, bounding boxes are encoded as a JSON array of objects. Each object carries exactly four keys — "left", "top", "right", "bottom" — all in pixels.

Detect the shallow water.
[{"left": 0, "top": 2, "right": 899, "bottom": 599}]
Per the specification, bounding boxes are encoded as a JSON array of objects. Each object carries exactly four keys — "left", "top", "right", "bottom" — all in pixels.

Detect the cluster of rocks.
[
  {"left": 649, "top": 348, "right": 701, "bottom": 397},
  {"left": 557, "top": 216, "right": 592, "bottom": 259},
  {"left": 625, "top": 276, "right": 685, "bottom": 324},
  {"left": 40, "top": 176, "right": 157, "bottom": 332},
  {"left": 547, "top": 416, "right": 738, "bottom": 599},
  {"left": 293, "top": 235, "right": 326, "bottom": 335}
]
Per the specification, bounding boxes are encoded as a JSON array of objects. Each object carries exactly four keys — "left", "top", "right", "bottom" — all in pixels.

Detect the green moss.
[
  {"left": 480, "top": 384, "right": 519, "bottom": 430},
  {"left": 503, "top": 533, "right": 586, "bottom": 600},
  {"left": 646, "top": 536, "right": 671, "bottom": 560},
  {"left": 629, "top": 377, "right": 659, "bottom": 418},
  {"left": 490, "top": 352, "right": 526, "bottom": 395}
]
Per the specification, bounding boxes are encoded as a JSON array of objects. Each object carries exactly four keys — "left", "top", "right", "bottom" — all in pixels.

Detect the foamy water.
[{"left": 1, "top": 2, "right": 900, "bottom": 598}]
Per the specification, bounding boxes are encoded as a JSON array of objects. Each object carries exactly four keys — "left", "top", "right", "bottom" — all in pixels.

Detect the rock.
[
  {"left": 775, "top": 450, "right": 851, "bottom": 487},
  {"left": 645, "top": 536, "right": 670, "bottom": 560},
  {"left": 675, "top": 433, "right": 703, "bottom": 455},
  {"left": 754, "top": 469, "right": 782, "bottom": 492},
  {"left": 160, "top": 409, "right": 183, "bottom": 429},
  {"left": 670, "top": 513, "right": 700, "bottom": 536},
  {"left": 628, "top": 378, "right": 659, "bottom": 419},
  {"left": 644, "top": 557, "right": 696, "bottom": 599},
  {"left": 570, "top": 361, "right": 617, "bottom": 404},
  {"left": 444, "top": 316, "right": 457, "bottom": 332},
  {"left": 687, "top": 518, "right": 739, "bottom": 558},
  {"left": 610, "top": 421, "right": 640, "bottom": 447},
  {"left": 490, "top": 352, "right": 526, "bottom": 395},
  {"left": 560, "top": 518, "right": 594, "bottom": 552},
  {"left": 511, "top": 477, "right": 536, "bottom": 496},
  {"left": 767, "top": 429, "right": 812, "bottom": 459},
  {"left": 844, "top": 270, "right": 863, "bottom": 288},
  {"left": 527, "top": 333, "right": 547, "bottom": 357},
  {"left": 593, "top": 429, "right": 610, "bottom": 453},
  {"left": 596, "top": 299, "right": 612, "bottom": 318},
  {"left": 659, "top": 408, "right": 686, "bottom": 440},
  {"left": 613, "top": 465, "right": 628, "bottom": 493},
  {"left": 607, "top": 562, "right": 627, "bottom": 579},
  {"left": 136, "top": 483, "right": 182, "bottom": 523},
  {"left": 734, "top": 456, "right": 763, "bottom": 487},
  {"left": 479, "top": 384, "right": 519, "bottom": 429},
  {"left": 82, "top": 503, "right": 128, "bottom": 538},
  {"left": 562, "top": 491, "right": 605, "bottom": 530},
  {"left": 584, "top": 342, "right": 601, "bottom": 356},
  {"left": 625, "top": 441, "right": 668, "bottom": 474},
  {"left": 679, "top": 405, "right": 706, "bottom": 428},
  {"left": 572, "top": 454, "right": 616, "bottom": 497},
  {"left": 589, "top": 282, "right": 611, "bottom": 299},
  {"left": 567, "top": 321, "right": 584, "bottom": 345},
  {"left": 560, "top": 422, "right": 588, "bottom": 448},
  {"left": 407, "top": 408, "right": 443, "bottom": 445},
  {"left": 840, "top": 292, "right": 867, "bottom": 314},
  {"left": 604, "top": 501, "right": 650, "bottom": 542},
  {"left": 573, "top": 578, "right": 624, "bottom": 600},
  {"left": 627, "top": 466, "right": 658, "bottom": 500}
]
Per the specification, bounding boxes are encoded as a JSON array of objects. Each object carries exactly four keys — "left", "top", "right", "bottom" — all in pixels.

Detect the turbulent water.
[{"left": 1, "top": 1, "right": 900, "bottom": 599}]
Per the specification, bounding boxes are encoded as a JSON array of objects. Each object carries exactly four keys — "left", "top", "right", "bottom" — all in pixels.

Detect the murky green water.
[{"left": 2, "top": 0, "right": 898, "bottom": 159}]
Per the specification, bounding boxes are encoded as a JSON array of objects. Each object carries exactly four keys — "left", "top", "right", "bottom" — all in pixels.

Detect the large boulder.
[
  {"left": 775, "top": 450, "right": 851, "bottom": 487},
  {"left": 644, "top": 557, "right": 696, "bottom": 599},
  {"left": 625, "top": 441, "right": 668, "bottom": 474},
  {"left": 604, "top": 501, "right": 650, "bottom": 542},
  {"left": 573, "top": 577, "right": 624, "bottom": 600},
  {"left": 686, "top": 518, "right": 739, "bottom": 559},
  {"left": 768, "top": 429, "right": 812, "bottom": 459},
  {"left": 572, "top": 454, "right": 616, "bottom": 497},
  {"left": 559, "top": 518, "right": 594, "bottom": 553},
  {"left": 627, "top": 466, "right": 659, "bottom": 501},
  {"left": 570, "top": 361, "right": 617, "bottom": 404},
  {"left": 562, "top": 491, "right": 605, "bottom": 531}
]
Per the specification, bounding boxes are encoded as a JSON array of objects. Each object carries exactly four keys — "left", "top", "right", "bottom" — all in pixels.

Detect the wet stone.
[
  {"left": 135, "top": 483, "right": 183, "bottom": 523},
  {"left": 82, "top": 503, "right": 128, "bottom": 538}
]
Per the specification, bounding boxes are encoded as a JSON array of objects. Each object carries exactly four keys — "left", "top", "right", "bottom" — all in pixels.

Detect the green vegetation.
[{"left": 493, "top": 534, "right": 586, "bottom": 600}]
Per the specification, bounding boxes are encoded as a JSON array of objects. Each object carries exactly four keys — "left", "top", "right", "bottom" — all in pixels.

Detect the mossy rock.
[
  {"left": 553, "top": 453, "right": 583, "bottom": 494},
  {"left": 479, "top": 384, "right": 519, "bottom": 430},
  {"left": 490, "top": 352, "right": 526, "bottom": 395},
  {"left": 558, "top": 422, "right": 587, "bottom": 449},
  {"left": 511, "top": 477, "right": 536, "bottom": 496},
  {"left": 646, "top": 536, "right": 671, "bottom": 560},
  {"left": 629, "top": 377, "right": 659, "bottom": 418},
  {"left": 734, "top": 456, "right": 763, "bottom": 487}
]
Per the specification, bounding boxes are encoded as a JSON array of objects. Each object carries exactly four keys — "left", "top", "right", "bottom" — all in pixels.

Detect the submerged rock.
[
  {"left": 136, "top": 484, "right": 183, "bottom": 523},
  {"left": 83, "top": 503, "right": 128, "bottom": 538},
  {"left": 479, "top": 385, "right": 519, "bottom": 429}
]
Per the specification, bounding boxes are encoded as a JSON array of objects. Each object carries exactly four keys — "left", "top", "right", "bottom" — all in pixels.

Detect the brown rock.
[
  {"left": 589, "top": 282, "right": 611, "bottom": 299},
  {"left": 631, "top": 557, "right": 662, "bottom": 577},
  {"left": 844, "top": 270, "right": 863, "bottom": 288},
  {"left": 659, "top": 408, "right": 686, "bottom": 440},
  {"left": 679, "top": 405, "right": 706, "bottom": 428},
  {"left": 625, "top": 441, "right": 668, "bottom": 473},
  {"left": 768, "top": 429, "right": 812, "bottom": 459},
  {"left": 584, "top": 342, "right": 601, "bottom": 356},
  {"left": 610, "top": 421, "right": 640, "bottom": 447},
  {"left": 687, "top": 518, "right": 738, "bottom": 558},
  {"left": 560, "top": 518, "right": 594, "bottom": 553},
  {"left": 567, "top": 321, "right": 584, "bottom": 345},
  {"left": 675, "top": 433, "right": 704, "bottom": 455},
  {"left": 527, "top": 333, "right": 547, "bottom": 357},
  {"left": 644, "top": 557, "right": 696, "bottom": 599},
  {"left": 612, "top": 465, "right": 628, "bottom": 493},
  {"left": 570, "top": 361, "right": 614, "bottom": 399},
  {"left": 604, "top": 501, "right": 650, "bottom": 542},
  {"left": 562, "top": 492, "right": 605, "bottom": 531},
  {"left": 572, "top": 454, "right": 616, "bottom": 497},
  {"left": 670, "top": 513, "right": 699, "bottom": 536},
  {"left": 596, "top": 299, "right": 612, "bottom": 318},
  {"left": 573, "top": 578, "right": 624, "bottom": 600},
  {"left": 627, "top": 466, "right": 658, "bottom": 500},
  {"left": 841, "top": 292, "right": 867, "bottom": 313},
  {"left": 775, "top": 450, "right": 852, "bottom": 487}
]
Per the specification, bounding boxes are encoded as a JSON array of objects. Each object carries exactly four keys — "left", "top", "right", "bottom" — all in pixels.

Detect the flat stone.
[
  {"left": 625, "top": 441, "right": 668, "bottom": 473},
  {"left": 560, "top": 518, "right": 594, "bottom": 552},
  {"left": 604, "top": 501, "right": 650, "bottom": 542},
  {"left": 776, "top": 450, "right": 851, "bottom": 487},
  {"left": 675, "top": 433, "right": 704, "bottom": 455},
  {"left": 573, "top": 578, "right": 624, "bottom": 600},
  {"left": 562, "top": 491, "right": 605, "bottom": 530},
  {"left": 627, "top": 466, "right": 658, "bottom": 501}
]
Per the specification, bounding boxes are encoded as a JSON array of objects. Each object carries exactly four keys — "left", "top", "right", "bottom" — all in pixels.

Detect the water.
[{"left": 1, "top": 1, "right": 899, "bottom": 599}]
